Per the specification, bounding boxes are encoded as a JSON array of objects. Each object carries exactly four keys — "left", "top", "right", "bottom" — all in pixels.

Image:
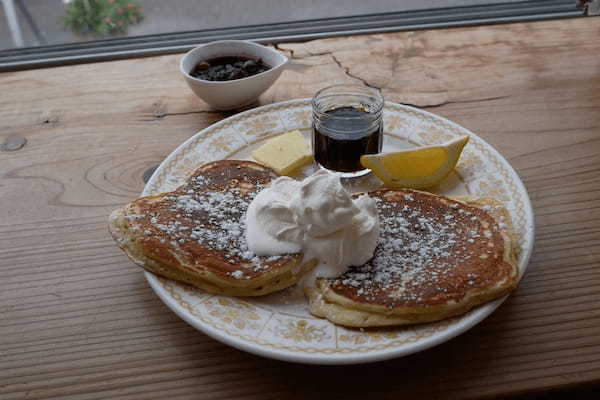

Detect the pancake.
[
  {"left": 306, "top": 189, "right": 519, "bottom": 327},
  {"left": 109, "top": 160, "right": 317, "bottom": 296}
]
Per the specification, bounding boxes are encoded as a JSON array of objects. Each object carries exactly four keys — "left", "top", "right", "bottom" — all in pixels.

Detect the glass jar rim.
[{"left": 311, "top": 84, "right": 384, "bottom": 119}]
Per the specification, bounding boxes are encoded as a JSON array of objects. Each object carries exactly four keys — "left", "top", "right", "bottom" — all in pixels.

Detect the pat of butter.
[{"left": 252, "top": 130, "right": 313, "bottom": 175}]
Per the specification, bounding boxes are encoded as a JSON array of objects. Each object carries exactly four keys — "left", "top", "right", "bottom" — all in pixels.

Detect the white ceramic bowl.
[{"left": 180, "top": 40, "right": 288, "bottom": 110}]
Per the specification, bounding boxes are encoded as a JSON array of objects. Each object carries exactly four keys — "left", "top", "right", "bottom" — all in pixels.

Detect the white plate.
[{"left": 142, "top": 99, "right": 534, "bottom": 365}]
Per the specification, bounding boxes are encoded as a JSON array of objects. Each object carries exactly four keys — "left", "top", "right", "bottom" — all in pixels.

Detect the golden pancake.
[
  {"left": 306, "top": 189, "right": 518, "bottom": 327},
  {"left": 109, "top": 160, "right": 317, "bottom": 296}
]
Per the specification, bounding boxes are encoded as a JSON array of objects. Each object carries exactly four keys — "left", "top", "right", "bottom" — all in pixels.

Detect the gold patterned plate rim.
[{"left": 141, "top": 98, "right": 534, "bottom": 365}]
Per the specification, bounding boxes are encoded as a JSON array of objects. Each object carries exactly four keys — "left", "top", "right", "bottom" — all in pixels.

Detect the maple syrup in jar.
[{"left": 312, "top": 85, "right": 384, "bottom": 176}]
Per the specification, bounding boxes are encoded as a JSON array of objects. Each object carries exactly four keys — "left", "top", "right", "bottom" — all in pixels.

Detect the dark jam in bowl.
[
  {"left": 190, "top": 56, "right": 271, "bottom": 81},
  {"left": 312, "top": 106, "right": 383, "bottom": 172}
]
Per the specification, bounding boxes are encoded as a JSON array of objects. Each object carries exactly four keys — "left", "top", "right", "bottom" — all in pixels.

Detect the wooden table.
[{"left": 2, "top": 17, "right": 600, "bottom": 400}]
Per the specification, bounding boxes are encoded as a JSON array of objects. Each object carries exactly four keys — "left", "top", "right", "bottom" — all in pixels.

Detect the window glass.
[{"left": 1, "top": 0, "right": 553, "bottom": 51}]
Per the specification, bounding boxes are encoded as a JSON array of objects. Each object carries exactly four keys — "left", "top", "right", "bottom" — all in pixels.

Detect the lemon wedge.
[{"left": 360, "top": 136, "right": 469, "bottom": 189}]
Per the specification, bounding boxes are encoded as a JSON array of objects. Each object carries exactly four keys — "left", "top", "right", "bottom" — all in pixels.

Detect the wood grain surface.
[{"left": 2, "top": 17, "right": 600, "bottom": 400}]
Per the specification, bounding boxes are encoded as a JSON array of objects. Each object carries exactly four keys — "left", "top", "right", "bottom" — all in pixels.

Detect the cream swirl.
[{"left": 245, "top": 170, "right": 379, "bottom": 279}]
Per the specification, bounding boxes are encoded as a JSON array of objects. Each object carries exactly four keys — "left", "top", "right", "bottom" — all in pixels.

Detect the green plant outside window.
[{"left": 64, "top": 0, "right": 143, "bottom": 36}]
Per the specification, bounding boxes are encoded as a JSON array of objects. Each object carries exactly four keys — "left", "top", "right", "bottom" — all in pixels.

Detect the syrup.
[{"left": 312, "top": 106, "right": 383, "bottom": 172}]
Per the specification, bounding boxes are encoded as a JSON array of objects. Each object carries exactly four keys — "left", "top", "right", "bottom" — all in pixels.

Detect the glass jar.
[{"left": 312, "top": 84, "right": 384, "bottom": 177}]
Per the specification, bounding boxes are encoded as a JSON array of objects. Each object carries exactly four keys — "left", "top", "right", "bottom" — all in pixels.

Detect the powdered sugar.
[
  {"left": 336, "top": 193, "right": 492, "bottom": 304},
  {"left": 137, "top": 176, "right": 284, "bottom": 279}
]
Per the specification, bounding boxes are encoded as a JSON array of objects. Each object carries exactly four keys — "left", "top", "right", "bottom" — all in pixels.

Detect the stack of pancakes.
[
  {"left": 109, "top": 161, "right": 317, "bottom": 296},
  {"left": 306, "top": 190, "right": 519, "bottom": 327},
  {"left": 109, "top": 160, "right": 519, "bottom": 327}
]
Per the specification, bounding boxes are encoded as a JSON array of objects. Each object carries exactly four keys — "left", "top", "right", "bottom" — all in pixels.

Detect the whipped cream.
[{"left": 245, "top": 170, "right": 379, "bottom": 281}]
